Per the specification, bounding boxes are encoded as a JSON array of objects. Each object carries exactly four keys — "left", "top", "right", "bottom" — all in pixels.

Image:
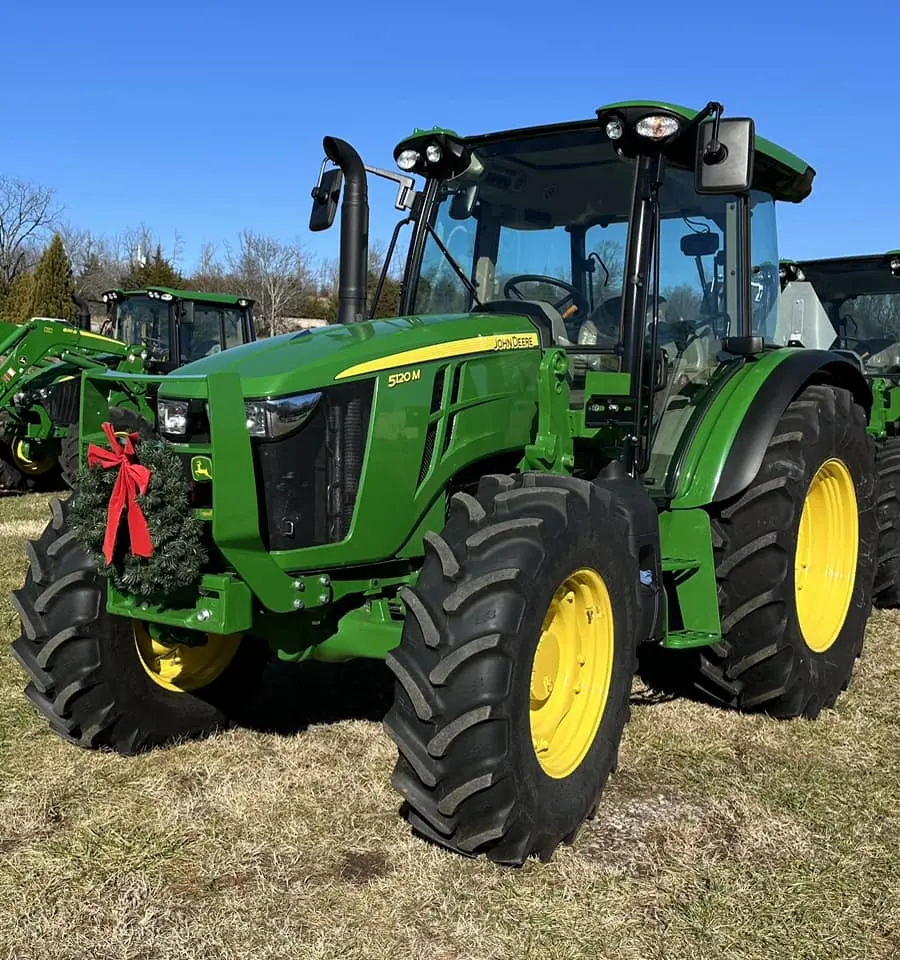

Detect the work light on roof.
[
  {"left": 396, "top": 149, "right": 419, "bottom": 171},
  {"left": 605, "top": 118, "right": 624, "bottom": 141},
  {"left": 635, "top": 115, "right": 680, "bottom": 139},
  {"left": 425, "top": 143, "right": 443, "bottom": 163}
]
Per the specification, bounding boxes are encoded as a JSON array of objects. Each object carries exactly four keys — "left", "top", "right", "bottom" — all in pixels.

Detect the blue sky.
[{"left": 4, "top": 0, "right": 896, "bottom": 277}]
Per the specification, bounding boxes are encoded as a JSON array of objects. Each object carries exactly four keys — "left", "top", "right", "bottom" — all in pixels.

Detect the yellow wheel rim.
[
  {"left": 794, "top": 458, "right": 858, "bottom": 654},
  {"left": 529, "top": 567, "right": 615, "bottom": 779},
  {"left": 13, "top": 440, "right": 56, "bottom": 475},
  {"left": 134, "top": 625, "right": 242, "bottom": 693}
]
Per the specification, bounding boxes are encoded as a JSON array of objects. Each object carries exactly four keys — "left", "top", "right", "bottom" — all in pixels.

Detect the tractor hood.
[{"left": 158, "top": 312, "right": 543, "bottom": 401}]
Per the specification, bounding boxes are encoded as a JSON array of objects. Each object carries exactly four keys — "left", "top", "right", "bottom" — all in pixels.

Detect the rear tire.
[
  {"left": 0, "top": 442, "right": 39, "bottom": 494},
  {"left": 696, "top": 384, "right": 876, "bottom": 718},
  {"left": 11, "top": 496, "right": 266, "bottom": 753},
  {"left": 873, "top": 437, "right": 900, "bottom": 608},
  {"left": 383, "top": 473, "right": 641, "bottom": 865}
]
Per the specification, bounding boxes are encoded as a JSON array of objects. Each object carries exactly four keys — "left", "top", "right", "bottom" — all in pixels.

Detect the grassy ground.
[{"left": 0, "top": 493, "right": 898, "bottom": 960}]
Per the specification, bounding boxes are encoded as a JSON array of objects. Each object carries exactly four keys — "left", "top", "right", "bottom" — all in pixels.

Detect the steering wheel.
[{"left": 503, "top": 274, "right": 590, "bottom": 322}]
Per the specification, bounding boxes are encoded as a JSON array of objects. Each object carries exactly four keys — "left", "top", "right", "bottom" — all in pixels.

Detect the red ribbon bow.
[{"left": 86, "top": 421, "right": 153, "bottom": 564}]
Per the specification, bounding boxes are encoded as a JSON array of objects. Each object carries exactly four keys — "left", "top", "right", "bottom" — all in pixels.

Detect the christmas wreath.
[{"left": 70, "top": 422, "right": 208, "bottom": 599}]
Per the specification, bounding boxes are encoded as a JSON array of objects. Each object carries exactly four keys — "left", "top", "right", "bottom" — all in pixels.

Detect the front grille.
[
  {"left": 45, "top": 378, "right": 81, "bottom": 424},
  {"left": 253, "top": 381, "right": 374, "bottom": 551}
]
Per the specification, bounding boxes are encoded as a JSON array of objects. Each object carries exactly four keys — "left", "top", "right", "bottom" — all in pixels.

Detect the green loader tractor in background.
[
  {"left": 0, "top": 287, "right": 256, "bottom": 492},
  {"left": 779, "top": 251, "right": 900, "bottom": 604},
  {"left": 13, "top": 100, "right": 897, "bottom": 866}
]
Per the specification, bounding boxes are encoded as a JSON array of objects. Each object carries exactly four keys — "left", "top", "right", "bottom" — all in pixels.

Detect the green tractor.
[
  {"left": 779, "top": 251, "right": 900, "bottom": 604},
  {"left": 0, "top": 287, "right": 256, "bottom": 492},
  {"left": 12, "top": 100, "right": 890, "bottom": 866}
]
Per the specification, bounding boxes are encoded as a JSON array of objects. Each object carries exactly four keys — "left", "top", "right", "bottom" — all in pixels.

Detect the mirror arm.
[
  {"left": 364, "top": 165, "right": 417, "bottom": 210},
  {"left": 703, "top": 102, "right": 727, "bottom": 165},
  {"left": 311, "top": 157, "right": 331, "bottom": 202}
]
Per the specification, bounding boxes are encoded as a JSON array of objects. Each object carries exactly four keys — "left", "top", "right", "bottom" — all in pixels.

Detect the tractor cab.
[
  {"left": 312, "top": 102, "right": 810, "bottom": 491},
  {"left": 101, "top": 287, "right": 257, "bottom": 371},
  {"left": 779, "top": 253, "right": 900, "bottom": 374}
]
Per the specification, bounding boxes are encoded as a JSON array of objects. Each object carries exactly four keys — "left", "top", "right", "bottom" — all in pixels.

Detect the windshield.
[
  {"left": 179, "top": 304, "right": 248, "bottom": 363},
  {"left": 412, "top": 127, "right": 745, "bottom": 351},
  {"left": 788, "top": 260, "right": 900, "bottom": 370},
  {"left": 115, "top": 296, "right": 173, "bottom": 361}
]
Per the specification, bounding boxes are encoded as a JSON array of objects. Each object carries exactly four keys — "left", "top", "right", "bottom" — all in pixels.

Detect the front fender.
[{"left": 672, "top": 349, "right": 871, "bottom": 509}]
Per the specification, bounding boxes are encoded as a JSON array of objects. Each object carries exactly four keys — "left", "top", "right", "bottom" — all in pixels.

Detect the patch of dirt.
[
  {"left": 336, "top": 849, "right": 390, "bottom": 884},
  {"left": 580, "top": 794, "right": 706, "bottom": 872}
]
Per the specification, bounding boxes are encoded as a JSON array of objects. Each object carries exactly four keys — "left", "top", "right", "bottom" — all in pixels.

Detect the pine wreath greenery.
[{"left": 70, "top": 435, "right": 208, "bottom": 600}]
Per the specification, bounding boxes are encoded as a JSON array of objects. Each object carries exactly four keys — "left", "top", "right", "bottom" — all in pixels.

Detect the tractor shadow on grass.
[
  {"left": 234, "top": 644, "right": 718, "bottom": 736},
  {"left": 632, "top": 643, "right": 714, "bottom": 708},
  {"left": 234, "top": 657, "right": 396, "bottom": 736}
]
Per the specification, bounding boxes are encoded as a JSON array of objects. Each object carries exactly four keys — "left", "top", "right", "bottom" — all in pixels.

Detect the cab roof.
[
  {"left": 410, "top": 100, "right": 815, "bottom": 204},
  {"left": 104, "top": 286, "right": 255, "bottom": 307},
  {"left": 783, "top": 253, "right": 900, "bottom": 298}
]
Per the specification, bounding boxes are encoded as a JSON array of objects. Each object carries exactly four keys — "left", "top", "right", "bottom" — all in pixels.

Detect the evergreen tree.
[
  {"left": 30, "top": 234, "right": 76, "bottom": 321},
  {"left": 122, "top": 245, "right": 183, "bottom": 289},
  {"left": 368, "top": 269, "right": 402, "bottom": 319},
  {"left": 0, "top": 270, "right": 37, "bottom": 323}
]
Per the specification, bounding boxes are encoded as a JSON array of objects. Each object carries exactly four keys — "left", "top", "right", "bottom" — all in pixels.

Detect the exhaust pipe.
[
  {"left": 73, "top": 294, "right": 92, "bottom": 331},
  {"left": 323, "top": 136, "right": 368, "bottom": 324}
]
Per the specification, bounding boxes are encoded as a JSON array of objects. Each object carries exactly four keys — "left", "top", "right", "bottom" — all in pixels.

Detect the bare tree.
[
  {"left": 225, "top": 230, "right": 310, "bottom": 336},
  {"left": 57, "top": 224, "right": 124, "bottom": 300},
  {"left": 0, "top": 176, "right": 61, "bottom": 285},
  {"left": 187, "top": 241, "right": 234, "bottom": 294}
]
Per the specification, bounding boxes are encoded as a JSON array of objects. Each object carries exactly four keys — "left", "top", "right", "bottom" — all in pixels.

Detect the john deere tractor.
[
  {"left": 0, "top": 286, "right": 256, "bottom": 492},
  {"left": 779, "top": 252, "right": 900, "bottom": 604},
  {"left": 13, "top": 101, "right": 891, "bottom": 866}
]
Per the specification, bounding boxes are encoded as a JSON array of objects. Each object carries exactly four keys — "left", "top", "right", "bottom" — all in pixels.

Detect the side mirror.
[
  {"left": 680, "top": 232, "right": 719, "bottom": 258},
  {"left": 449, "top": 184, "right": 479, "bottom": 220},
  {"left": 309, "top": 167, "right": 344, "bottom": 232},
  {"left": 695, "top": 117, "right": 755, "bottom": 195}
]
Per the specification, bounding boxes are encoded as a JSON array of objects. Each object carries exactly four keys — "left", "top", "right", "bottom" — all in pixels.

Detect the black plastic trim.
[{"left": 712, "top": 350, "right": 872, "bottom": 504}]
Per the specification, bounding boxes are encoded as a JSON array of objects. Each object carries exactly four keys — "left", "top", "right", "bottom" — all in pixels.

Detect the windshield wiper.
[{"left": 423, "top": 223, "right": 483, "bottom": 307}]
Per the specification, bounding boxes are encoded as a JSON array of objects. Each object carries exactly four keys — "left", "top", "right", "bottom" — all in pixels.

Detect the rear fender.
[{"left": 672, "top": 349, "right": 871, "bottom": 509}]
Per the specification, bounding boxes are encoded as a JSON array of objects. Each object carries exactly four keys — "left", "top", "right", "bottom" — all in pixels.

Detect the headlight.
[
  {"left": 635, "top": 115, "right": 680, "bottom": 140},
  {"left": 245, "top": 391, "right": 322, "bottom": 439},
  {"left": 158, "top": 398, "right": 189, "bottom": 435},
  {"left": 396, "top": 149, "right": 419, "bottom": 171}
]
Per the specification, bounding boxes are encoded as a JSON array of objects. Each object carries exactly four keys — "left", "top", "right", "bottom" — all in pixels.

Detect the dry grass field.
[{"left": 0, "top": 493, "right": 898, "bottom": 960}]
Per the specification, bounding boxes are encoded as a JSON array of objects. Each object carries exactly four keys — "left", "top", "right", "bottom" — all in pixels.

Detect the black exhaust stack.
[
  {"left": 73, "top": 294, "right": 92, "bottom": 331},
  {"left": 323, "top": 136, "right": 369, "bottom": 324}
]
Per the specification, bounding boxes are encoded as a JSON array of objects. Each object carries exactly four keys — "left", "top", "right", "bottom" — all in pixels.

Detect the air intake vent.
[
  {"left": 441, "top": 363, "right": 464, "bottom": 458},
  {"left": 417, "top": 367, "right": 446, "bottom": 487}
]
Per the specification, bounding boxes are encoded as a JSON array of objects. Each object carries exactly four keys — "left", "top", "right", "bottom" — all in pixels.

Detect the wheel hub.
[
  {"left": 794, "top": 457, "right": 858, "bottom": 654},
  {"left": 529, "top": 568, "right": 614, "bottom": 779},
  {"left": 134, "top": 625, "right": 243, "bottom": 693}
]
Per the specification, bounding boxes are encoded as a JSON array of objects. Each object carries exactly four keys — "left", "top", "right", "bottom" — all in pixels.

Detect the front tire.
[
  {"left": 697, "top": 384, "right": 876, "bottom": 718},
  {"left": 11, "top": 496, "right": 266, "bottom": 753},
  {"left": 383, "top": 473, "right": 641, "bottom": 865}
]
